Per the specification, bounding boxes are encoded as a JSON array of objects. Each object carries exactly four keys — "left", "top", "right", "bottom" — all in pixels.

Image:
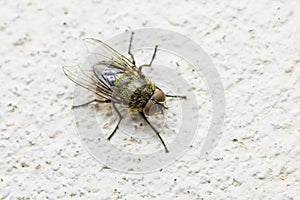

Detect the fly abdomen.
[{"left": 94, "top": 65, "right": 123, "bottom": 86}]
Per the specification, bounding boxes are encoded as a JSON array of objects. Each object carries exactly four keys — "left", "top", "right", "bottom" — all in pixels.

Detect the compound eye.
[{"left": 148, "top": 103, "right": 163, "bottom": 115}]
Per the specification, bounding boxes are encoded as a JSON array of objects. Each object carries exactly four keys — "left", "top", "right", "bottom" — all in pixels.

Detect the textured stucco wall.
[{"left": 0, "top": 0, "right": 299, "bottom": 199}]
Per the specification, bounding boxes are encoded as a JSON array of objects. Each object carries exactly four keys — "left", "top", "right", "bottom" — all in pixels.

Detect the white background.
[{"left": 0, "top": 0, "right": 299, "bottom": 199}]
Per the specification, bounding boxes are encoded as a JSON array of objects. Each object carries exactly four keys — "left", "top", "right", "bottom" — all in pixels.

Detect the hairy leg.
[
  {"left": 138, "top": 45, "right": 158, "bottom": 74},
  {"left": 72, "top": 99, "right": 111, "bottom": 108},
  {"left": 140, "top": 112, "right": 169, "bottom": 153},
  {"left": 107, "top": 102, "right": 123, "bottom": 140},
  {"left": 166, "top": 94, "right": 187, "bottom": 99},
  {"left": 128, "top": 32, "right": 136, "bottom": 65}
]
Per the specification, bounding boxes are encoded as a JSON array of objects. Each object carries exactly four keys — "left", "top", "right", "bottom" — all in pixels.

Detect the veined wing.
[
  {"left": 63, "top": 37, "right": 141, "bottom": 103},
  {"left": 63, "top": 65, "right": 124, "bottom": 103},
  {"left": 83, "top": 38, "right": 139, "bottom": 74}
]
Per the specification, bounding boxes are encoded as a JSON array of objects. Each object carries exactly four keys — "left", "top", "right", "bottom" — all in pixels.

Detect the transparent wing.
[
  {"left": 63, "top": 38, "right": 141, "bottom": 103},
  {"left": 83, "top": 38, "right": 139, "bottom": 74},
  {"left": 63, "top": 65, "right": 123, "bottom": 102}
]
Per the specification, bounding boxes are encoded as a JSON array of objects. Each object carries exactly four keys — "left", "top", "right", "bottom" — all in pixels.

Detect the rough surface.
[{"left": 0, "top": 0, "right": 299, "bottom": 199}]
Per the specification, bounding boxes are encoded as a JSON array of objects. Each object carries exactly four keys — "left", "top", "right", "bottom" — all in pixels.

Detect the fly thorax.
[{"left": 128, "top": 83, "right": 156, "bottom": 111}]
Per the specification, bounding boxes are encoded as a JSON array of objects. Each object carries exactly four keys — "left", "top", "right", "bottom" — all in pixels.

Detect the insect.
[{"left": 63, "top": 32, "right": 186, "bottom": 153}]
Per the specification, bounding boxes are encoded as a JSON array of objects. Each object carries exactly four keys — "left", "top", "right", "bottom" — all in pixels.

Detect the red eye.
[{"left": 148, "top": 103, "right": 163, "bottom": 115}]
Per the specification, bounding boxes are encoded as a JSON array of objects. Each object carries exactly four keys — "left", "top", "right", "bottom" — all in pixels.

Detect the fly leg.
[
  {"left": 128, "top": 32, "right": 136, "bottom": 65},
  {"left": 138, "top": 45, "right": 158, "bottom": 75},
  {"left": 166, "top": 94, "right": 187, "bottom": 99},
  {"left": 140, "top": 112, "right": 169, "bottom": 153},
  {"left": 107, "top": 102, "right": 123, "bottom": 140},
  {"left": 72, "top": 99, "right": 111, "bottom": 108}
]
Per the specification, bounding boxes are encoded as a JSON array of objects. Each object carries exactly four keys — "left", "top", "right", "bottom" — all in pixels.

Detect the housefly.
[{"left": 63, "top": 32, "right": 186, "bottom": 153}]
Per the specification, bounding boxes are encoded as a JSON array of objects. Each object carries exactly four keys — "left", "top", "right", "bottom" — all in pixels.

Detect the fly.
[{"left": 63, "top": 32, "right": 186, "bottom": 153}]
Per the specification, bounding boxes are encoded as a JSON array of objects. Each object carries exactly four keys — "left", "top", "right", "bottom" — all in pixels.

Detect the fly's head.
[{"left": 143, "top": 90, "right": 167, "bottom": 116}]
